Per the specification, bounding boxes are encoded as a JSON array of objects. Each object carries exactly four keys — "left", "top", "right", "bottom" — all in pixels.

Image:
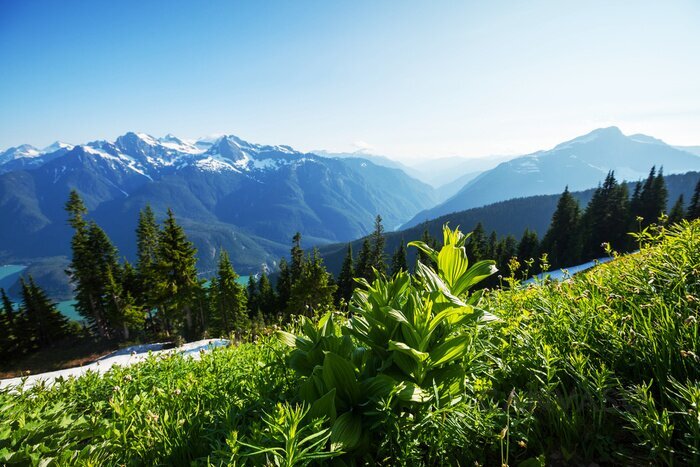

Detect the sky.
[{"left": 1, "top": 0, "right": 699, "bottom": 161}]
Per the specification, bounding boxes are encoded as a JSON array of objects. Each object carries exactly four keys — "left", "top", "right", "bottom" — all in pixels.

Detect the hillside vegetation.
[{"left": 1, "top": 221, "right": 699, "bottom": 465}]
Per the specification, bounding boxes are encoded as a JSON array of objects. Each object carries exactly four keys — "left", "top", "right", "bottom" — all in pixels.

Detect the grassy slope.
[{"left": 1, "top": 220, "right": 698, "bottom": 465}]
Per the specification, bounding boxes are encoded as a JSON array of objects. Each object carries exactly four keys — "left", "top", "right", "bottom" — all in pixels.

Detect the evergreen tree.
[
  {"left": 335, "top": 244, "right": 355, "bottom": 306},
  {"left": 211, "top": 250, "right": 248, "bottom": 336},
  {"left": 634, "top": 166, "right": 668, "bottom": 227},
  {"left": 65, "top": 190, "right": 125, "bottom": 340},
  {"left": 496, "top": 235, "right": 518, "bottom": 271},
  {"left": 517, "top": 229, "right": 539, "bottom": 265},
  {"left": 20, "top": 276, "right": 70, "bottom": 349},
  {"left": 276, "top": 258, "right": 292, "bottom": 315},
  {"left": 246, "top": 275, "right": 259, "bottom": 318},
  {"left": 256, "top": 272, "right": 276, "bottom": 322},
  {"left": 0, "top": 288, "right": 18, "bottom": 359},
  {"left": 541, "top": 187, "right": 582, "bottom": 269},
  {"left": 355, "top": 238, "right": 373, "bottom": 281},
  {"left": 135, "top": 204, "right": 160, "bottom": 309},
  {"left": 154, "top": 208, "right": 199, "bottom": 339},
  {"left": 486, "top": 231, "right": 498, "bottom": 260},
  {"left": 290, "top": 232, "right": 304, "bottom": 284},
  {"left": 288, "top": 249, "right": 337, "bottom": 316},
  {"left": 390, "top": 241, "right": 408, "bottom": 276},
  {"left": 687, "top": 180, "right": 700, "bottom": 220},
  {"left": 668, "top": 195, "right": 685, "bottom": 225},
  {"left": 581, "top": 171, "right": 630, "bottom": 259},
  {"left": 369, "top": 215, "right": 386, "bottom": 275},
  {"left": 465, "top": 223, "right": 487, "bottom": 263}
]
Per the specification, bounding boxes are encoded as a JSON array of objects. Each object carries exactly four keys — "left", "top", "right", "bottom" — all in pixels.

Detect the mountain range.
[
  {"left": 404, "top": 127, "right": 700, "bottom": 227},
  {"left": 2, "top": 126, "right": 700, "bottom": 300},
  {"left": 0, "top": 132, "right": 435, "bottom": 281}
]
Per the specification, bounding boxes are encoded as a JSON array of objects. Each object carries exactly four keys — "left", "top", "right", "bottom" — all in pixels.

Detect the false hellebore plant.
[{"left": 277, "top": 225, "right": 498, "bottom": 460}]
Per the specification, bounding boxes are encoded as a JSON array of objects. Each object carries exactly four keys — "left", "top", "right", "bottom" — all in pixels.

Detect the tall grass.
[{"left": 1, "top": 220, "right": 698, "bottom": 465}]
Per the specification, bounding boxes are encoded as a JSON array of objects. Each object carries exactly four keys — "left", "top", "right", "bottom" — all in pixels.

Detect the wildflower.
[
  {"left": 173, "top": 388, "right": 181, "bottom": 396},
  {"left": 113, "top": 385, "right": 121, "bottom": 392},
  {"left": 518, "top": 440, "right": 527, "bottom": 448}
]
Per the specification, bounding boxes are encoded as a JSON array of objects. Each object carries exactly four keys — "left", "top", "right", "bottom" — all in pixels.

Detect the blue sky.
[{"left": 1, "top": 0, "right": 699, "bottom": 160}]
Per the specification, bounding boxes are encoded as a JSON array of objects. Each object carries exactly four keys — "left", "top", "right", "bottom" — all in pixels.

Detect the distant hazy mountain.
[
  {"left": 0, "top": 132, "right": 436, "bottom": 287},
  {"left": 405, "top": 154, "right": 513, "bottom": 188},
  {"left": 315, "top": 151, "right": 510, "bottom": 201},
  {"left": 404, "top": 127, "right": 700, "bottom": 227}
]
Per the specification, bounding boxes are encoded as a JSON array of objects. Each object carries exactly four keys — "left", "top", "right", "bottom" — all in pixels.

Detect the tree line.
[{"left": 2, "top": 168, "right": 699, "bottom": 360}]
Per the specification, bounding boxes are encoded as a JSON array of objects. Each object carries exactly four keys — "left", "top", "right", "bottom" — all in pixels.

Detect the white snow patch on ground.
[{"left": 0, "top": 339, "right": 230, "bottom": 391}]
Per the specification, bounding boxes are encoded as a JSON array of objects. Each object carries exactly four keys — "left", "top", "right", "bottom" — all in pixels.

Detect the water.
[{"left": 0, "top": 264, "right": 26, "bottom": 289}]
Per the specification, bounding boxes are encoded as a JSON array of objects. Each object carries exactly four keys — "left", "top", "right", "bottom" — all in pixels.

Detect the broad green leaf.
[
  {"left": 331, "top": 411, "right": 362, "bottom": 451},
  {"left": 437, "top": 244, "right": 469, "bottom": 288},
  {"left": 309, "top": 388, "right": 337, "bottom": 423},
  {"left": 453, "top": 260, "right": 498, "bottom": 296},
  {"left": 395, "top": 381, "right": 431, "bottom": 403},
  {"left": 429, "top": 335, "right": 471, "bottom": 367},
  {"left": 388, "top": 340, "right": 428, "bottom": 362},
  {"left": 322, "top": 353, "right": 360, "bottom": 405},
  {"left": 361, "top": 374, "right": 398, "bottom": 400},
  {"left": 276, "top": 331, "right": 313, "bottom": 351},
  {"left": 407, "top": 240, "right": 437, "bottom": 263}
]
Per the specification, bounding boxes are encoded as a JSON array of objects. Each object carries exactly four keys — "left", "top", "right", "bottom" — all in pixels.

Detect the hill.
[
  {"left": 406, "top": 127, "right": 700, "bottom": 227},
  {"left": 319, "top": 170, "right": 700, "bottom": 275}
]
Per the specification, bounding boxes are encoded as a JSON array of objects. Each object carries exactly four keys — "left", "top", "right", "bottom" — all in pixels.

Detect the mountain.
[
  {"left": 319, "top": 170, "right": 700, "bottom": 276},
  {"left": 404, "top": 127, "right": 700, "bottom": 227},
  {"left": 0, "top": 132, "right": 437, "bottom": 296},
  {"left": 405, "top": 154, "right": 513, "bottom": 188}
]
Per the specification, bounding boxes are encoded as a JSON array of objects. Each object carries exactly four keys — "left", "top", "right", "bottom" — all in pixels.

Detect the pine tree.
[
  {"left": 369, "top": 215, "right": 386, "bottom": 275},
  {"left": 581, "top": 171, "right": 630, "bottom": 259},
  {"left": 20, "top": 276, "right": 70, "bottom": 349},
  {"left": 276, "top": 258, "right": 292, "bottom": 315},
  {"left": 465, "top": 223, "right": 486, "bottom": 263},
  {"left": 668, "top": 195, "right": 685, "bottom": 225},
  {"left": 288, "top": 249, "right": 337, "bottom": 316},
  {"left": 634, "top": 166, "right": 668, "bottom": 227},
  {"left": 211, "top": 250, "right": 248, "bottom": 336},
  {"left": 154, "top": 208, "right": 199, "bottom": 339},
  {"left": 355, "top": 238, "right": 373, "bottom": 281},
  {"left": 0, "top": 288, "right": 17, "bottom": 359},
  {"left": 517, "top": 229, "right": 539, "bottom": 265},
  {"left": 688, "top": 180, "right": 700, "bottom": 220},
  {"left": 390, "top": 241, "right": 408, "bottom": 276},
  {"left": 246, "top": 275, "right": 259, "bottom": 318},
  {"left": 256, "top": 272, "right": 276, "bottom": 322},
  {"left": 65, "top": 190, "right": 125, "bottom": 340},
  {"left": 541, "top": 187, "right": 582, "bottom": 269},
  {"left": 136, "top": 204, "right": 160, "bottom": 309},
  {"left": 335, "top": 244, "right": 355, "bottom": 305},
  {"left": 290, "top": 232, "right": 304, "bottom": 284},
  {"left": 486, "top": 231, "right": 498, "bottom": 260}
]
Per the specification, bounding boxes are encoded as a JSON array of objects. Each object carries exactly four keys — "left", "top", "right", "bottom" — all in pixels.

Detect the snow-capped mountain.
[
  {"left": 0, "top": 131, "right": 436, "bottom": 290},
  {"left": 404, "top": 127, "right": 700, "bottom": 227}
]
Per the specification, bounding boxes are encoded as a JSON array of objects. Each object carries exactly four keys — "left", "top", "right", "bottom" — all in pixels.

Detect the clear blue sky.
[{"left": 1, "top": 0, "right": 699, "bottom": 160}]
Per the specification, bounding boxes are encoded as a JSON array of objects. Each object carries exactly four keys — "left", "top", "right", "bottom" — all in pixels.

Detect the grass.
[{"left": 1, "top": 220, "right": 699, "bottom": 466}]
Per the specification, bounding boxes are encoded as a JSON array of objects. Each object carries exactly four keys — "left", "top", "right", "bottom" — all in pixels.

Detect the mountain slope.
[
  {"left": 0, "top": 132, "right": 436, "bottom": 285},
  {"left": 319, "top": 170, "right": 700, "bottom": 276},
  {"left": 405, "top": 127, "right": 700, "bottom": 227}
]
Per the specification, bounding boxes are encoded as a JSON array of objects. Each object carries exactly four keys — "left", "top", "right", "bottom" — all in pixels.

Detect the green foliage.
[
  {"left": 210, "top": 250, "right": 248, "bottom": 336},
  {"left": 279, "top": 224, "right": 497, "bottom": 461},
  {"left": 0, "top": 338, "right": 293, "bottom": 466}
]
